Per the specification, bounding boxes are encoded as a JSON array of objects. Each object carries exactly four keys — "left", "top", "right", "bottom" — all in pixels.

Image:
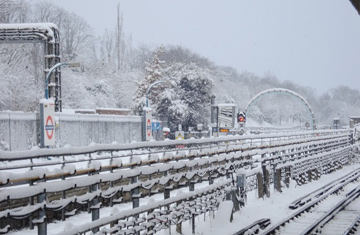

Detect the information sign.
[
  {"left": 40, "top": 99, "right": 55, "bottom": 147},
  {"left": 145, "top": 108, "right": 152, "bottom": 141}
]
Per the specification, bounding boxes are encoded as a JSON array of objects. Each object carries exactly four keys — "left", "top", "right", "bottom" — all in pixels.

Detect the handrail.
[
  {"left": 0, "top": 129, "right": 355, "bottom": 234},
  {"left": 0, "top": 129, "right": 352, "bottom": 160}
]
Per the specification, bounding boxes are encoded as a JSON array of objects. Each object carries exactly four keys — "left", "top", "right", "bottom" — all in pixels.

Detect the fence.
[
  {"left": 0, "top": 129, "right": 356, "bottom": 234},
  {"left": 0, "top": 111, "right": 142, "bottom": 151}
]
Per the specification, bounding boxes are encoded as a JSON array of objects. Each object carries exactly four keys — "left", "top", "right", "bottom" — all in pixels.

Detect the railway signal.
[{"left": 237, "top": 112, "right": 246, "bottom": 125}]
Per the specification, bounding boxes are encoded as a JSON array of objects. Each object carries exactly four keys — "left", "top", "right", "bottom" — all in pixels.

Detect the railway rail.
[
  {"left": 0, "top": 129, "right": 356, "bottom": 234},
  {"left": 238, "top": 167, "right": 360, "bottom": 235}
]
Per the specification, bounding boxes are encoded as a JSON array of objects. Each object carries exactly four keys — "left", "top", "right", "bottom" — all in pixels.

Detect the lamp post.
[
  {"left": 145, "top": 80, "right": 171, "bottom": 107},
  {"left": 45, "top": 62, "right": 80, "bottom": 99}
]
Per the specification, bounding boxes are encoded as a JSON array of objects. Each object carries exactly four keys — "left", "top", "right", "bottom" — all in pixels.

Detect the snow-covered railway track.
[
  {"left": 289, "top": 167, "right": 360, "bottom": 209},
  {"left": 262, "top": 181, "right": 360, "bottom": 235},
  {"left": 0, "top": 129, "right": 355, "bottom": 234},
  {"left": 320, "top": 193, "right": 360, "bottom": 235}
]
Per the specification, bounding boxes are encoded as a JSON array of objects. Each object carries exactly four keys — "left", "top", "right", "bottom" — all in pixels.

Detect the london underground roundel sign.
[
  {"left": 45, "top": 115, "right": 54, "bottom": 140},
  {"left": 40, "top": 98, "right": 55, "bottom": 147}
]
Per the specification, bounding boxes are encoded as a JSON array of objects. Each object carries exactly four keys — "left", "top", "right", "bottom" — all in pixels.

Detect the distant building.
[{"left": 349, "top": 116, "right": 360, "bottom": 128}]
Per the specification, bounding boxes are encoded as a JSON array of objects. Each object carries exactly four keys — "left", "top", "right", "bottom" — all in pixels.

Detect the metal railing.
[{"left": 0, "top": 129, "right": 355, "bottom": 234}]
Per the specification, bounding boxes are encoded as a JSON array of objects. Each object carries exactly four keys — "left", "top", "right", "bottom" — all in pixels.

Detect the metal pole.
[
  {"left": 37, "top": 192, "right": 47, "bottom": 235},
  {"left": 45, "top": 62, "right": 80, "bottom": 99},
  {"left": 45, "top": 63, "right": 62, "bottom": 99},
  {"left": 145, "top": 80, "right": 169, "bottom": 107}
]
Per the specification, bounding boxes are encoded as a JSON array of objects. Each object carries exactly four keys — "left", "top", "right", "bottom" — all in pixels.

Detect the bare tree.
[
  {"left": 0, "top": 0, "right": 29, "bottom": 23},
  {"left": 99, "top": 29, "right": 115, "bottom": 65},
  {"left": 33, "top": 1, "right": 94, "bottom": 61}
]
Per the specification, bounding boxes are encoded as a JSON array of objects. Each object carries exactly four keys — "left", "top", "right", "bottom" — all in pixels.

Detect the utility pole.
[{"left": 116, "top": 3, "right": 123, "bottom": 71}]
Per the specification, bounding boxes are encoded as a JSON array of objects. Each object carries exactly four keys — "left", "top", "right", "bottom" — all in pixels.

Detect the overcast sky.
[{"left": 39, "top": 0, "right": 360, "bottom": 94}]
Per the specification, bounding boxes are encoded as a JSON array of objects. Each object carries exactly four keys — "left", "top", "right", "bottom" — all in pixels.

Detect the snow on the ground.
[
  {"left": 185, "top": 163, "right": 360, "bottom": 235},
  {"left": 7, "top": 163, "right": 360, "bottom": 235}
]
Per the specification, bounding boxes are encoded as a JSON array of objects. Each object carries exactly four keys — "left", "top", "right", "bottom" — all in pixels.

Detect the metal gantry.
[
  {"left": 244, "top": 88, "right": 317, "bottom": 130},
  {"left": 0, "top": 23, "right": 62, "bottom": 111}
]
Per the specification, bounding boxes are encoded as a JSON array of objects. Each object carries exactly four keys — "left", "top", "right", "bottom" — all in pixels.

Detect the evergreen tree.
[
  {"left": 133, "top": 46, "right": 166, "bottom": 110},
  {"left": 158, "top": 62, "right": 213, "bottom": 131}
]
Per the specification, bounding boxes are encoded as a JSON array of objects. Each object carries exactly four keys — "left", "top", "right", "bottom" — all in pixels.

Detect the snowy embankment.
[
  {"left": 0, "top": 129, "right": 357, "bottom": 234},
  {"left": 7, "top": 164, "right": 360, "bottom": 235}
]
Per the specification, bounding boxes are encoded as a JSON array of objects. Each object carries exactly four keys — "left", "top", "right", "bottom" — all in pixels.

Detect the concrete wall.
[
  {"left": 0, "top": 112, "right": 38, "bottom": 151},
  {"left": 0, "top": 111, "right": 142, "bottom": 151}
]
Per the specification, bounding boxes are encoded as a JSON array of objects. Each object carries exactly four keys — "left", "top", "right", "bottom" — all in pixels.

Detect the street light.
[
  {"left": 145, "top": 80, "right": 171, "bottom": 107},
  {"left": 45, "top": 62, "right": 81, "bottom": 99}
]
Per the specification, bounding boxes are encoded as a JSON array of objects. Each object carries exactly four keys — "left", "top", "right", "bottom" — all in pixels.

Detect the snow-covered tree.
[
  {"left": 133, "top": 46, "right": 166, "bottom": 109},
  {"left": 0, "top": 0, "right": 29, "bottom": 23},
  {"left": 159, "top": 62, "right": 214, "bottom": 131},
  {"left": 33, "top": 1, "right": 94, "bottom": 62},
  {"left": 161, "top": 45, "right": 214, "bottom": 69}
]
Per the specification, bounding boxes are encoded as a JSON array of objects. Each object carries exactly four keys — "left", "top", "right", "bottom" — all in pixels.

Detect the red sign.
[
  {"left": 147, "top": 119, "right": 151, "bottom": 137},
  {"left": 45, "top": 115, "right": 54, "bottom": 140}
]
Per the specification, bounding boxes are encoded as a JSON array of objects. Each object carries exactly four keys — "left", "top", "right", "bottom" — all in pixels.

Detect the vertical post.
[
  {"left": 285, "top": 166, "right": 291, "bottom": 188},
  {"left": 29, "top": 180, "right": 34, "bottom": 230},
  {"left": 307, "top": 170, "right": 312, "bottom": 183},
  {"left": 175, "top": 201, "right": 182, "bottom": 234},
  {"left": 192, "top": 214, "right": 195, "bottom": 234},
  {"left": 142, "top": 112, "right": 146, "bottom": 141},
  {"left": 189, "top": 181, "right": 195, "bottom": 192},
  {"left": 164, "top": 171, "right": 170, "bottom": 199},
  {"left": 91, "top": 184, "right": 100, "bottom": 218},
  {"left": 189, "top": 167, "right": 195, "bottom": 192},
  {"left": 176, "top": 223, "right": 182, "bottom": 234},
  {"left": 236, "top": 171, "right": 247, "bottom": 208},
  {"left": 262, "top": 163, "right": 270, "bottom": 198},
  {"left": 210, "top": 95, "right": 218, "bottom": 137},
  {"left": 225, "top": 167, "right": 233, "bottom": 201},
  {"left": 131, "top": 176, "right": 140, "bottom": 208},
  {"left": 232, "top": 186, "right": 240, "bottom": 212},
  {"left": 210, "top": 95, "right": 216, "bottom": 124},
  {"left": 313, "top": 169, "right": 319, "bottom": 180},
  {"left": 274, "top": 167, "right": 282, "bottom": 192},
  {"left": 208, "top": 170, "right": 213, "bottom": 185},
  {"left": 37, "top": 191, "right": 47, "bottom": 235},
  {"left": 143, "top": 107, "right": 152, "bottom": 141},
  {"left": 61, "top": 180, "right": 66, "bottom": 221},
  {"left": 257, "top": 172, "right": 264, "bottom": 198}
]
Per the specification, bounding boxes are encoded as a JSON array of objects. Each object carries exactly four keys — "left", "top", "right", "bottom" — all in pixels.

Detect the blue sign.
[{"left": 152, "top": 122, "right": 161, "bottom": 131}]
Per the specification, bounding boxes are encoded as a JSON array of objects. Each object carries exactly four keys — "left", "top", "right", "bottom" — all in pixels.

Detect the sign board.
[
  {"left": 175, "top": 131, "right": 184, "bottom": 140},
  {"left": 40, "top": 98, "right": 55, "bottom": 147},
  {"left": 218, "top": 105, "right": 235, "bottom": 128},
  {"left": 145, "top": 108, "right": 152, "bottom": 141},
  {"left": 152, "top": 122, "right": 161, "bottom": 131}
]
